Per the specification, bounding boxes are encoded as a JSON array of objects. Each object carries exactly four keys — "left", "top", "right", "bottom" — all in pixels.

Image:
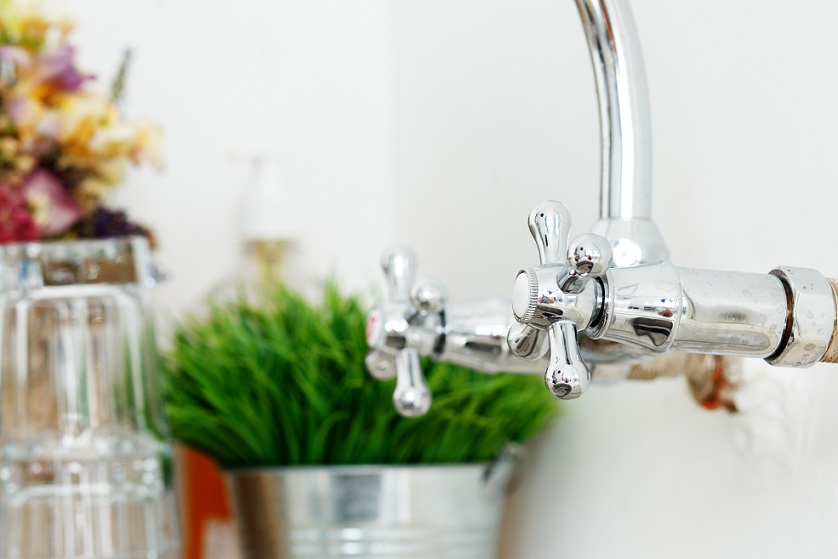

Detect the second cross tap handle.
[
  {"left": 529, "top": 200, "right": 572, "bottom": 266},
  {"left": 393, "top": 348, "right": 432, "bottom": 417},
  {"left": 546, "top": 321, "right": 588, "bottom": 398},
  {"left": 366, "top": 246, "right": 441, "bottom": 417},
  {"left": 365, "top": 246, "right": 418, "bottom": 381},
  {"left": 511, "top": 200, "right": 612, "bottom": 400},
  {"left": 382, "top": 246, "right": 416, "bottom": 302}
]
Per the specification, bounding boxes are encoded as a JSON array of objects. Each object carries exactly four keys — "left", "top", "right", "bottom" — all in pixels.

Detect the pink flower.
[
  {"left": 0, "top": 46, "right": 32, "bottom": 68},
  {"left": 0, "top": 186, "right": 38, "bottom": 243},
  {"left": 21, "top": 169, "right": 81, "bottom": 236}
]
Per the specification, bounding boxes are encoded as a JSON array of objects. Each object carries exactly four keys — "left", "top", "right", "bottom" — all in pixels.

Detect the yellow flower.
[
  {"left": 90, "top": 156, "right": 128, "bottom": 187},
  {"left": 73, "top": 176, "right": 109, "bottom": 214},
  {"left": 1, "top": 0, "right": 74, "bottom": 49},
  {"left": 129, "top": 118, "right": 163, "bottom": 168},
  {"left": 53, "top": 92, "right": 111, "bottom": 158},
  {"left": 26, "top": 186, "right": 49, "bottom": 225},
  {"left": 89, "top": 122, "right": 140, "bottom": 160},
  {"left": 7, "top": 92, "right": 44, "bottom": 142}
]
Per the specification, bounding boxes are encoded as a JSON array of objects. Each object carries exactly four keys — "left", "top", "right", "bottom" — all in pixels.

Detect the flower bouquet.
[{"left": 0, "top": 0, "right": 160, "bottom": 244}]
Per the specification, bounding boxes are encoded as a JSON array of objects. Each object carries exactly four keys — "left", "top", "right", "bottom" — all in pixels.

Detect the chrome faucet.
[
  {"left": 509, "top": 0, "right": 837, "bottom": 399},
  {"left": 366, "top": 0, "right": 838, "bottom": 414}
]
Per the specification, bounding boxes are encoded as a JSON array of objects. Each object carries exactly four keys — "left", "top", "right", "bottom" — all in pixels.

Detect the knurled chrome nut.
[
  {"left": 512, "top": 268, "right": 538, "bottom": 324},
  {"left": 766, "top": 266, "right": 836, "bottom": 367}
]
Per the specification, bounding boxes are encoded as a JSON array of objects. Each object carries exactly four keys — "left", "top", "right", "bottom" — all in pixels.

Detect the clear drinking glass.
[{"left": 0, "top": 237, "right": 180, "bottom": 559}]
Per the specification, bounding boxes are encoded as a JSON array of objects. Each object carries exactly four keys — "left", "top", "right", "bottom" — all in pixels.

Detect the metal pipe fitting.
[
  {"left": 821, "top": 278, "right": 838, "bottom": 364},
  {"left": 767, "top": 267, "right": 837, "bottom": 366}
]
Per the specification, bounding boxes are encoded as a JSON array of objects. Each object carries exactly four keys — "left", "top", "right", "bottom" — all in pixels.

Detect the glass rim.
[
  {"left": 0, "top": 235, "right": 154, "bottom": 288},
  {"left": 0, "top": 234, "right": 149, "bottom": 253}
]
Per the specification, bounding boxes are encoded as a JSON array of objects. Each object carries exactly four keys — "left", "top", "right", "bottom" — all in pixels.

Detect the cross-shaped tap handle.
[
  {"left": 529, "top": 199, "right": 572, "bottom": 267},
  {"left": 365, "top": 246, "right": 434, "bottom": 417},
  {"left": 382, "top": 246, "right": 416, "bottom": 302},
  {"left": 365, "top": 246, "right": 416, "bottom": 381},
  {"left": 392, "top": 347, "right": 431, "bottom": 418},
  {"left": 510, "top": 201, "right": 612, "bottom": 400}
]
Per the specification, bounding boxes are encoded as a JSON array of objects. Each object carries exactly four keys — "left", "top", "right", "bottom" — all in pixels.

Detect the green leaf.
[{"left": 163, "top": 280, "right": 559, "bottom": 468}]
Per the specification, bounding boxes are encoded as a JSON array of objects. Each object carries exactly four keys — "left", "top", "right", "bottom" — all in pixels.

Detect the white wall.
[
  {"left": 69, "top": 0, "right": 397, "bottom": 318},
  {"left": 68, "top": 1, "right": 838, "bottom": 557}
]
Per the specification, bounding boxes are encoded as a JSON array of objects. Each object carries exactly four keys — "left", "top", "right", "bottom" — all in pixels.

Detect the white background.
[{"left": 68, "top": 1, "right": 838, "bottom": 557}]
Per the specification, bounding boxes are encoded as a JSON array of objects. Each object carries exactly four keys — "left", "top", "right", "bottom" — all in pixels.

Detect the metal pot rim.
[{"left": 223, "top": 462, "right": 490, "bottom": 475}]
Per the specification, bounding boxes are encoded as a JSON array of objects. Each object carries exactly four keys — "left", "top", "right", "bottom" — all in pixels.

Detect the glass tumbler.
[{"left": 0, "top": 237, "right": 179, "bottom": 559}]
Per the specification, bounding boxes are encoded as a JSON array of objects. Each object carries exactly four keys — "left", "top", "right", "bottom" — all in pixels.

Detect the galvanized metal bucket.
[{"left": 225, "top": 453, "right": 517, "bottom": 559}]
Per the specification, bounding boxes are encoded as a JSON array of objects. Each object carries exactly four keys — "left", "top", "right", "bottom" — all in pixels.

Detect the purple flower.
[
  {"left": 0, "top": 44, "right": 93, "bottom": 93},
  {"left": 70, "top": 206, "right": 155, "bottom": 245},
  {"left": 36, "top": 45, "right": 94, "bottom": 92}
]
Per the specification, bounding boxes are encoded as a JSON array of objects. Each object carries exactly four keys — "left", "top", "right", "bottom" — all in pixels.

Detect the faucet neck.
[
  {"left": 576, "top": 0, "right": 668, "bottom": 266},
  {"left": 576, "top": 0, "right": 653, "bottom": 222}
]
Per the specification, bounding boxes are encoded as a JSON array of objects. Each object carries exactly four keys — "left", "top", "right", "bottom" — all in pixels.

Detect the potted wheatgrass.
[{"left": 164, "top": 282, "right": 557, "bottom": 559}]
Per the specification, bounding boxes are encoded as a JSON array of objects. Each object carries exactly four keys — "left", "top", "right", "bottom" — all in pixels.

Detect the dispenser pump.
[
  {"left": 242, "top": 155, "right": 298, "bottom": 242},
  {"left": 239, "top": 154, "right": 298, "bottom": 285}
]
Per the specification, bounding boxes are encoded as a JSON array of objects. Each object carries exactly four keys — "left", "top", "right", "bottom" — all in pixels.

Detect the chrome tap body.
[{"left": 511, "top": 200, "right": 838, "bottom": 400}]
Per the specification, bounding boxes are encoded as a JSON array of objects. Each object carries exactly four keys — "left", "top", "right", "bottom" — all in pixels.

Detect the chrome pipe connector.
[
  {"left": 822, "top": 279, "right": 838, "bottom": 364},
  {"left": 767, "top": 267, "right": 836, "bottom": 367}
]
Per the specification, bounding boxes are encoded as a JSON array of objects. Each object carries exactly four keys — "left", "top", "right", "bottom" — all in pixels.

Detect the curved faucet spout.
[
  {"left": 576, "top": 0, "right": 651, "bottom": 220},
  {"left": 576, "top": 0, "right": 667, "bottom": 266}
]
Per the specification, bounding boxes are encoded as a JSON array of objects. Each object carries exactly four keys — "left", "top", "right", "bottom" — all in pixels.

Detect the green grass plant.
[{"left": 163, "top": 282, "right": 558, "bottom": 468}]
